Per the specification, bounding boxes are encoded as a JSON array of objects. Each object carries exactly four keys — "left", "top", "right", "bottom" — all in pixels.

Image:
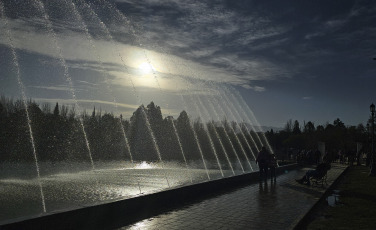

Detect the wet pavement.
[{"left": 118, "top": 164, "right": 347, "bottom": 230}]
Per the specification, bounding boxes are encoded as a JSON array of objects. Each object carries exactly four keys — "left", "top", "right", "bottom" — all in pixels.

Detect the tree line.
[
  {"left": 265, "top": 118, "right": 370, "bottom": 162},
  {"left": 0, "top": 96, "right": 265, "bottom": 168}
]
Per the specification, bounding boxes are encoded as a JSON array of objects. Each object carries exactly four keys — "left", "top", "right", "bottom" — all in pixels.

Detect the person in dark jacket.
[{"left": 256, "top": 146, "right": 270, "bottom": 179}]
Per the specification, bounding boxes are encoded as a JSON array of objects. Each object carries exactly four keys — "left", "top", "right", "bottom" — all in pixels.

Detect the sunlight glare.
[{"left": 138, "top": 62, "right": 154, "bottom": 74}]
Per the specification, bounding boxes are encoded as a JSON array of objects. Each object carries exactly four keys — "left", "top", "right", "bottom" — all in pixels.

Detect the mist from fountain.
[
  {"left": 168, "top": 116, "right": 193, "bottom": 183},
  {"left": 220, "top": 88, "right": 261, "bottom": 154},
  {"left": 205, "top": 92, "right": 251, "bottom": 171},
  {"left": 189, "top": 95, "right": 219, "bottom": 179},
  {"left": 33, "top": 0, "right": 96, "bottom": 170},
  {"left": 143, "top": 44, "right": 194, "bottom": 184},
  {"left": 229, "top": 86, "right": 274, "bottom": 154},
  {"left": 148, "top": 41, "right": 214, "bottom": 181},
  {"left": 223, "top": 87, "right": 264, "bottom": 150},
  {"left": 178, "top": 94, "right": 212, "bottom": 179},
  {"left": 170, "top": 59, "right": 238, "bottom": 176},
  {"left": 0, "top": 0, "right": 273, "bottom": 223},
  {"left": 140, "top": 105, "right": 170, "bottom": 187},
  {"left": 76, "top": 0, "right": 151, "bottom": 193},
  {"left": 207, "top": 94, "right": 254, "bottom": 171},
  {"left": 211, "top": 86, "right": 257, "bottom": 160},
  {"left": 196, "top": 94, "right": 241, "bottom": 174},
  {"left": 0, "top": 1, "right": 46, "bottom": 213},
  {"left": 169, "top": 54, "right": 255, "bottom": 174}
]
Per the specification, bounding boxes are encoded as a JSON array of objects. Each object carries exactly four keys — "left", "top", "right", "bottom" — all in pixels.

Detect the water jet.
[{"left": 0, "top": 0, "right": 274, "bottom": 226}]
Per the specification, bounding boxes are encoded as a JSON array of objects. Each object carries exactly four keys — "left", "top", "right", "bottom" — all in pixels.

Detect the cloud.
[
  {"left": 6, "top": 0, "right": 373, "bottom": 103},
  {"left": 235, "top": 25, "right": 288, "bottom": 46},
  {"left": 188, "top": 47, "right": 219, "bottom": 58},
  {"left": 302, "top": 96, "right": 312, "bottom": 100},
  {"left": 1, "top": 8, "right": 271, "bottom": 87},
  {"left": 325, "top": 19, "right": 346, "bottom": 28},
  {"left": 32, "top": 97, "right": 140, "bottom": 115},
  {"left": 240, "top": 84, "right": 266, "bottom": 92},
  {"left": 113, "top": 0, "right": 293, "bottom": 82},
  {"left": 252, "top": 86, "right": 266, "bottom": 92},
  {"left": 28, "top": 85, "right": 76, "bottom": 92},
  {"left": 249, "top": 37, "right": 290, "bottom": 50},
  {"left": 304, "top": 32, "right": 323, "bottom": 40},
  {"left": 304, "top": 18, "right": 346, "bottom": 40}
]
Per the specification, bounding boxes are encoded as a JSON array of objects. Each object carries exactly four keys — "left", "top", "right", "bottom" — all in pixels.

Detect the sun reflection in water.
[{"left": 134, "top": 161, "right": 154, "bottom": 169}]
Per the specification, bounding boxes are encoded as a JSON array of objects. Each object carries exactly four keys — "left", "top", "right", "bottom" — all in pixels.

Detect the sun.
[{"left": 138, "top": 62, "right": 154, "bottom": 74}]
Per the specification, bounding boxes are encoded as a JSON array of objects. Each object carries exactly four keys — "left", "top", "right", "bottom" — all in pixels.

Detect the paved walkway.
[{"left": 117, "top": 164, "right": 347, "bottom": 230}]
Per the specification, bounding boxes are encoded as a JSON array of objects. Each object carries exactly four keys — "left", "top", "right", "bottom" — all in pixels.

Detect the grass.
[{"left": 307, "top": 165, "right": 376, "bottom": 230}]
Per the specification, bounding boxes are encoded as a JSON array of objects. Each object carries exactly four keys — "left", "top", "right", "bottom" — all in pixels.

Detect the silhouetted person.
[
  {"left": 256, "top": 146, "right": 270, "bottom": 180},
  {"left": 269, "top": 153, "right": 277, "bottom": 181},
  {"left": 295, "top": 162, "right": 331, "bottom": 186}
]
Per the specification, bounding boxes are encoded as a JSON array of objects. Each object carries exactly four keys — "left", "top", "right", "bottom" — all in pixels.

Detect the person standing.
[
  {"left": 269, "top": 153, "right": 278, "bottom": 181},
  {"left": 256, "top": 146, "right": 270, "bottom": 180}
]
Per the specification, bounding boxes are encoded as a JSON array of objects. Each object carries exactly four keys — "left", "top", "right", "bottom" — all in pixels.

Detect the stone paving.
[{"left": 118, "top": 164, "right": 347, "bottom": 230}]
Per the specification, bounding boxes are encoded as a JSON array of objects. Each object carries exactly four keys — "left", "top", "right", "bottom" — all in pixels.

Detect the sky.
[{"left": 0, "top": 0, "right": 376, "bottom": 129}]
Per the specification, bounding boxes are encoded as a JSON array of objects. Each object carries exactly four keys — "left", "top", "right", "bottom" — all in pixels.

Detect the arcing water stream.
[{"left": 0, "top": 0, "right": 271, "bottom": 223}]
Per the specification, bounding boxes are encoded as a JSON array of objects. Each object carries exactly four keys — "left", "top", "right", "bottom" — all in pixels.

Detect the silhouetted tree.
[
  {"left": 0, "top": 95, "right": 368, "bottom": 168},
  {"left": 334, "top": 118, "right": 345, "bottom": 129},
  {"left": 176, "top": 110, "right": 202, "bottom": 162},
  {"left": 53, "top": 103, "right": 59, "bottom": 116},
  {"left": 284, "top": 119, "right": 293, "bottom": 133},
  {"left": 293, "top": 120, "right": 301, "bottom": 134},
  {"left": 128, "top": 105, "right": 158, "bottom": 161},
  {"left": 304, "top": 121, "right": 315, "bottom": 133}
]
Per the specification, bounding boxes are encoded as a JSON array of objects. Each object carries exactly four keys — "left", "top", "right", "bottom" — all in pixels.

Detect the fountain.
[{"left": 0, "top": 0, "right": 275, "bottom": 227}]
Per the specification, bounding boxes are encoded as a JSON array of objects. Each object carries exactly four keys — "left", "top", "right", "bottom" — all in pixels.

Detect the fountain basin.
[{"left": 0, "top": 164, "right": 297, "bottom": 230}]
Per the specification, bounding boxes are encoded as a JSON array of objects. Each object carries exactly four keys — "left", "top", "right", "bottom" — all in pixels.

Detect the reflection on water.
[
  {"left": 0, "top": 161, "right": 255, "bottom": 222},
  {"left": 134, "top": 161, "right": 154, "bottom": 169}
]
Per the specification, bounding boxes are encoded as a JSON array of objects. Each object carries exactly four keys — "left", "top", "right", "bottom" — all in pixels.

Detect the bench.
[{"left": 310, "top": 171, "right": 328, "bottom": 187}]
